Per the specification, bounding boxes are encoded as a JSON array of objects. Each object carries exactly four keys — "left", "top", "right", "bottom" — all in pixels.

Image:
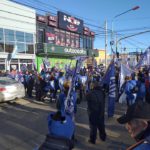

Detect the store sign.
[
  {"left": 48, "top": 16, "right": 57, "bottom": 22},
  {"left": 37, "top": 16, "right": 47, "bottom": 23},
  {"left": 90, "top": 31, "right": 95, "bottom": 37},
  {"left": 64, "top": 48, "right": 86, "bottom": 55},
  {"left": 58, "top": 11, "right": 83, "bottom": 34},
  {"left": 84, "top": 30, "right": 90, "bottom": 36},
  {"left": 45, "top": 44, "right": 87, "bottom": 56},
  {"left": 46, "top": 32, "right": 55, "bottom": 43},
  {"left": 48, "top": 21, "right": 57, "bottom": 27},
  {"left": 84, "top": 27, "right": 89, "bottom": 31}
]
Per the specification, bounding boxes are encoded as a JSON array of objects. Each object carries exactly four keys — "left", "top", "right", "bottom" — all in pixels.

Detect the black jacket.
[{"left": 86, "top": 86, "right": 105, "bottom": 119}]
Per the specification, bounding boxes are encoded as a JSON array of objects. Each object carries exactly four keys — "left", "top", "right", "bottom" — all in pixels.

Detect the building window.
[
  {"left": 5, "top": 29, "right": 15, "bottom": 42},
  {"left": 5, "top": 42, "right": 15, "bottom": 53},
  {"left": 80, "top": 35, "right": 83, "bottom": 48},
  {"left": 16, "top": 31, "right": 25, "bottom": 42},
  {"left": 38, "top": 29, "right": 45, "bottom": 43},
  {"left": 0, "top": 28, "right": 4, "bottom": 41},
  {"left": 0, "top": 42, "right": 4, "bottom": 52},
  {"left": 25, "top": 33, "right": 34, "bottom": 54},
  {"left": 16, "top": 42, "right": 25, "bottom": 53},
  {"left": 26, "top": 44, "right": 34, "bottom": 54},
  {"left": 25, "top": 33, "right": 33, "bottom": 43}
]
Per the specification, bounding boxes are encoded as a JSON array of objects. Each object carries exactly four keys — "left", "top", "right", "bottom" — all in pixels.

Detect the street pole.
[
  {"left": 111, "top": 6, "right": 140, "bottom": 57},
  {"left": 105, "top": 20, "right": 107, "bottom": 68}
]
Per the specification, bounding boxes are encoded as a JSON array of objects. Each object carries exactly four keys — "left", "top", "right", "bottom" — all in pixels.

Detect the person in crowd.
[
  {"left": 117, "top": 101, "right": 150, "bottom": 150},
  {"left": 35, "top": 74, "right": 42, "bottom": 101},
  {"left": 27, "top": 72, "right": 34, "bottom": 98},
  {"left": 23, "top": 71, "right": 29, "bottom": 92},
  {"left": 125, "top": 76, "right": 137, "bottom": 107},
  {"left": 57, "top": 80, "right": 77, "bottom": 117},
  {"left": 47, "top": 111, "right": 75, "bottom": 140},
  {"left": 144, "top": 71, "right": 150, "bottom": 103},
  {"left": 58, "top": 71, "right": 65, "bottom": 92},
  {"left": 136, "top": 75, "right": 146, "bottom": 101},
  {"left": 86, "top": 80, "right": 106, "bottom": 144}
]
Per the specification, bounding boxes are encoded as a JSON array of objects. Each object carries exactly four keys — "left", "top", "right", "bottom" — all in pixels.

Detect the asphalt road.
[{"left": 0, "top": 98, "right": 135, "bottom": 150}]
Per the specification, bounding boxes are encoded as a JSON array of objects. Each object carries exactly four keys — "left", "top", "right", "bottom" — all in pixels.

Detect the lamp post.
[{"left": 111, "top": 6, "right": 140, "bottom": 56}]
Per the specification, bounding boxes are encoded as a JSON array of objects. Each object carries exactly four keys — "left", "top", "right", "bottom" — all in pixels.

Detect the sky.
[{"left": 12, "top": 0, "right": 150, "bottom": 54}]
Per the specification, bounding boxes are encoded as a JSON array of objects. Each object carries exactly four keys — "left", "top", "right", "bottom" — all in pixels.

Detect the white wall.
[{"left": 0, "top": 0, "right": 36, "bottom": 33}]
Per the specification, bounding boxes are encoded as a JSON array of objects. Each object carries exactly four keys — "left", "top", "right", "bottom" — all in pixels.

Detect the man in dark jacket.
[
  {"left": 86, "top": 81, "right": 106, "bottom": 144},
  {"left": 117, "top": 101, "right": 150, "bottom": 150}
]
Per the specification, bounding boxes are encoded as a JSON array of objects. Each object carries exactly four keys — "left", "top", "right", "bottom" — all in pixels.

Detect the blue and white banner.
[
  {"left": 120, "top": 63, "right": 134, "bottom": 89},
  {"left": 107, "top": 62, "right": 116, "bottom": 117}
]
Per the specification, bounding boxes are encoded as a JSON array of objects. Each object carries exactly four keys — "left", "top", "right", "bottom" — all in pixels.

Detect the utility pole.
[{"left": 105, "top": 20, "right": 107, "bottom": 68}]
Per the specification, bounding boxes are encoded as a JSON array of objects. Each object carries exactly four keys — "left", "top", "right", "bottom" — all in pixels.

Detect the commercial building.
[
  {"left": 0, "top": 0, "right": 36, "bottom": 71},
  {"left": 36, "top": 11, "right": 98, "bottom": 72}
]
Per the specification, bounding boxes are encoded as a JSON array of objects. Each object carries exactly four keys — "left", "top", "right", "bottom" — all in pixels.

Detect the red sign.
[
  {"left": 48, "top": 16, "right": 57, "bottom": 22},
  {"left": 66, "top": 32, "right": 70, "bottom": 47},
  {"left": 84, "top": 30, "right": 90, "bottom": 36},
  {"left": 84, "top": 27, "right": 89, "bottom": 31},
  {"left": 90, "top": 31, "right": 95, "bottom": 37},
  {"left": 46, "top": 32, "right": 55, "bottom": 44},
  {"left": 48, "top": 21, "right": 57, "bottom": 27},
  {"left": 37, "top": 16, "right": 46, "bottom": 23}
]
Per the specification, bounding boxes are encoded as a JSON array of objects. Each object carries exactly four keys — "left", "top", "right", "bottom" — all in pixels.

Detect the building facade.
[
  {"left": 0, "top": 0, "right": 36, "bottom": 71},
  {"left": 36, "top": 11, "right": 98, "bottom": 72}
]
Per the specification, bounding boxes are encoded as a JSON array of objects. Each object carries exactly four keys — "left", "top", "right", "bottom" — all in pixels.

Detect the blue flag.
[
  {"left": 136, "top": 47, "right": 150, "bottom": 69},
  {"left": 101, "top": 61, "right": 114, "bottom": 85},
  {"left": 107, "top": 62, "right": 116, "bottom": 117},
  {"left": 120, "top": 63, "right": 134, "bottom": 89}
]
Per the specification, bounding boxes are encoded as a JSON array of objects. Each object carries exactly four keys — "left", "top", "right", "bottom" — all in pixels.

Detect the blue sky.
[{"left": 13, "top": 0, "right": 150, "bottom": 53}]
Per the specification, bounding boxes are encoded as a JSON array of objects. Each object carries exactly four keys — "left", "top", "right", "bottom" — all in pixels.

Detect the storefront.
[
  {"left": 36, "top": 11, "right": 97, "bottom": 72},
  {"left": 36, "top": 44, "right": 87, "bottom": 72}
]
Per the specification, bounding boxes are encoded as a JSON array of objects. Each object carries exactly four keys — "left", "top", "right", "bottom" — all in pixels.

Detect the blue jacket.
[
  {"left": 133, "top": 135, "right": 150, "bottom": 150},
  {"left": 136, "top": 81, "right": 146, "bottom": 100},
  {"left": 47, "top": 113, "right": 75, "bottom": 139},
  {"left": 125, "top": 80, "right": 137, "bottom": 101}
]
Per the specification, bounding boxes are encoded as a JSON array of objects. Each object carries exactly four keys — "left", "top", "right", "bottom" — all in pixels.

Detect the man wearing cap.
[
  {"left": 86, "top": 81, "right": 106, "bottom": 144},
  {"left": 117, "top": 101, "right": 150, "bottom": 150}
]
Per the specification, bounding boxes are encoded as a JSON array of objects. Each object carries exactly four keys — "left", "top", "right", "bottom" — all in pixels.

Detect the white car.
[{"left": 0, "top": 77, "right": 25, "bottom": 102}]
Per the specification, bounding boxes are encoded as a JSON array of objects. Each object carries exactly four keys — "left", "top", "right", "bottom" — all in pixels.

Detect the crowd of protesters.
[{"left": 0, "top": 62, "right": 150, "bottom": 150}]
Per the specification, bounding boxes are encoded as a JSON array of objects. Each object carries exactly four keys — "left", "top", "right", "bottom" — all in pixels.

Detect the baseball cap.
[{"left": 117, "top": 101, "right": 150, "bottom": 124}]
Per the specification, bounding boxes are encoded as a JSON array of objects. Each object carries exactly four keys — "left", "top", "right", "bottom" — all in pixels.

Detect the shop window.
[
  {"left": 83, "top": 36, "right": 87, "bottom": 49},
  {"left": 5, "top": 29, "right": 15, "bottom": 42},
  {"left": 5, "top": 42, "right": 15, "bottom": 53},
  {"left": 16, "top": 42, "right": 25, "bottom": 53},
  {"left": 0, "top": 64, "right": 5, "bottom": 71},
  {"left": 25, "top": 33, "right": 33, "bottom": 43},
  {"left": 16, "top": 31, "right": 25, "bottom": 42},
  {"left": 26, "top": 44, "right": 34, "bottom": 54},
  {"left": 0, "top": 42, "right": 4, "bottom": 52},
  {"left": 38, "top": 29, "right": 45, "bottom": 43},
  {"left": 80, "top": 36, "right": 83, "bottom": 48},
  {"left": 0, "top": 28, "right": 4, "bottom": 41}
]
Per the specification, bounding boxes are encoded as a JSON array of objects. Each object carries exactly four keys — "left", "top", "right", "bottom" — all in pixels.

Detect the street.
[{"left": 0, "top": 98, "right": 135, "bottom": 150}]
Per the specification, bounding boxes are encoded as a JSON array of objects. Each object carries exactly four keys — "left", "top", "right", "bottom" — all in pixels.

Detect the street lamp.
[{"left": 111, "top": 6, "right": 140, "bottom": 56}]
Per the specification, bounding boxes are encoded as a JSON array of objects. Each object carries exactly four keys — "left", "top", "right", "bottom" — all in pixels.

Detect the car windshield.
[{"left": 0, "top": 78, "right": 18, "bottom": 85}]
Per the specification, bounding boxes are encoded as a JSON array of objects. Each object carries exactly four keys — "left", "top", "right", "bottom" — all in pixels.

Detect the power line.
[
  {"left": 27, "top": 0, "right": 100, "bottom": 24},
  {"left": 10, "top": 0, "right": 110, "bottom": 32}
]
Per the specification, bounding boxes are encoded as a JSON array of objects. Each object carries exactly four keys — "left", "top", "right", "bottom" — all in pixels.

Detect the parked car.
[{"left": 0, "top": 77, "right": 25, "bottom": 102}]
